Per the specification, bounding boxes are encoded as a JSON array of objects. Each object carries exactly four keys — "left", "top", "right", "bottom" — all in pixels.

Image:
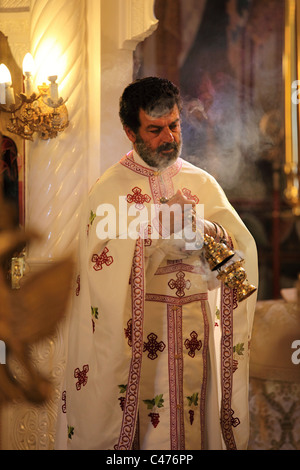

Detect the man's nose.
[{"left": 162, "top": 127, "right": 175, "bottom": 142}]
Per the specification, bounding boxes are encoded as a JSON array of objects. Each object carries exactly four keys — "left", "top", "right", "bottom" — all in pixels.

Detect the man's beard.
[{"left": 135, "top": 134, "right": 182, "bottom": 170}]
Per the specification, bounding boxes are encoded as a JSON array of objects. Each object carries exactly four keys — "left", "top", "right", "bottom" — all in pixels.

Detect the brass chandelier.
[{"left": 0, "top": 53, "right": 68, "bottom": 142}]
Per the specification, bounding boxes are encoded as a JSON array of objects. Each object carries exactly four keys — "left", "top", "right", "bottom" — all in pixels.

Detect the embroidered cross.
[
  {"left": 74, "top": 364, "right": 89, "bottom": 390},
  {"left": 184, "top": 331, "right": 202, "bottom": 358},
  {"left": 182, "top": 188, "right": 199, "bottom": 204},
  {"left": 91, "top": 247, "right": 113, "bottom": 271},
  {"left": 143, "top": 333, "right": 166, "bottom": 360},
  {"left": 126, "top": 186, "right": 151, "bottom": 209},
  {"left": 168, "top": 271, "right": 191, "bottom": 297}
]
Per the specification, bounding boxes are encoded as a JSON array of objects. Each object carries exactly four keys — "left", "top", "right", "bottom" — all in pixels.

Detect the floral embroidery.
[
  {"left": 74, "top": 364, "right": 89, "bottom": 390},
  {"left": 186, "top": 392, "right": 199, "bottom": 425},
  {"left": 87, "top": 210, "right": 96, "bottom": 235},
  {"left": 215, "top": 306, "right": 220, "bottom": 327},
  {"left": 118, "top": 384, "right": 127, "bottom": 411},
  {"left": 75, "top": 275, "right": 80, "bottom": 296},
  {"left": 91, "top": 247, "right": 113, "bottom": 271},
  {"left": 91, "top": 306, "right": 99, "bottom": 333},
  {"left": 89, "top": 210, "right": 96, "bottom": 225},
  {"left": 233, "top": 342, "right": 245, "bottom": 373},
  {"left": 168, "top": 271, "right": 191, "bottom": 297},
  {"left": 143, "top": 394, "right": 164, "bottom": 428},
  {"left": 143, "top": 332, "right": 166, "bottom": 360},
  {"left": 182, "top": 188, "right": 199, "bottom": 204},
  {"left": 184, "top": 331, "right": 202, "bottom": 358},
  {"left": 68, "top": 426, "right": 74, "bottom": 439},
  {"left": 126, "top": 186, "right": 151, "bottom": 210},
  {"left": 62, "top": 390, "right": 67, "bottom": 413},
  {"left": 124, "top": 319, "right": 132, "bottom": 347}
]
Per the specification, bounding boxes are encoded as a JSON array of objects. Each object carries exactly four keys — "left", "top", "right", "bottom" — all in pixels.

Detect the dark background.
[{"left": 134, "top": 0, "right": 299, "bottom": 300}]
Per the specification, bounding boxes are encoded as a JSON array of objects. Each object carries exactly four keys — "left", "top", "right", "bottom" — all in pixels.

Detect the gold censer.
[{"left": 203, "top": 235, "right": 256, "bottom": 302}]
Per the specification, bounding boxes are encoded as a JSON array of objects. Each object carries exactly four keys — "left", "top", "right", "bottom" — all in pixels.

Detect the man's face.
[{"left": 128, "top": 105, "right": 182, "bottom": 170}]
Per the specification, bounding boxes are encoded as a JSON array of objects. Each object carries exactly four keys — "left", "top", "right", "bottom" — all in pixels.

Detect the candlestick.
[
  {"left": 48, "top": 75, "right": 59, "bottom": 101},
  {"left": 0, "top": 53, "right": 69, "bottom": 141},
  {"left": 0, "top": 82, "right": 5, "bottom": 104},
  {"left": 0, "top": 64, "right": 14, "bottom": 106},
  {"left": 22, "top": 53, "right": 35, "bottom": 98},
  {"left": 24, "top": 72, "right": 33, "bottom": 97},
  {"left": 5, "top": 84, "right": 15, "bottom": 106}
]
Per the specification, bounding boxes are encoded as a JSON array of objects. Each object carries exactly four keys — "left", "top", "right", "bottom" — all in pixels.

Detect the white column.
[{"left": 26, "top": 0, "right": 88, "bottom": 261}]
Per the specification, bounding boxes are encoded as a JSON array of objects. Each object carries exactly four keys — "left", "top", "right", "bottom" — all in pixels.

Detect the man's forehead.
[{"left": 139, "top": 105, "right": 180, "bottom": 125}]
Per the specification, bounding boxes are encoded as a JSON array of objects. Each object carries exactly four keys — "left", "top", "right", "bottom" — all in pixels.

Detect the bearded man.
[{"left": 58, "top": 77, "right": 258, "bottom": 450}]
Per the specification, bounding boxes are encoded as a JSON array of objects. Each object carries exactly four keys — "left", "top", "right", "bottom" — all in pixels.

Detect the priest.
[{"left": 58, "top": 77, "right": 258, "bottom": 450}]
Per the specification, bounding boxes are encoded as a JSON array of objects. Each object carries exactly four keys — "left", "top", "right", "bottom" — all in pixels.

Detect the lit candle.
[
  {"left": 48, "top": 75, "right": 59, "bottom": 101},
  {"left": 0, "top": 63, "right": 15, "bottom": 106},
  {"left": 22, "top": 53, "right": 35, "bottom": 97}
]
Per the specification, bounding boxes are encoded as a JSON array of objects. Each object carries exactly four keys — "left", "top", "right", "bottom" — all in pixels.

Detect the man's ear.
[{"left": 124, "top": 126, "right": 137, "bottom": 143}]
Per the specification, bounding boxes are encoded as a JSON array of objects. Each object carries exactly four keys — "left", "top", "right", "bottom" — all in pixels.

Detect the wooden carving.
[{"left": 0, "top": 224, "right": 73, "bottom": 403}]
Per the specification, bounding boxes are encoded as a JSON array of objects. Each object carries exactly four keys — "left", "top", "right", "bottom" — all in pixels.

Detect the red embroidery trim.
[
  {"left": 116, "top": 237, "right": 144, "bottom": 450},
  {"left": 199, "top": 300, "right": 209, "bottom": 448},
  {"left": 220, "top": 284, "right": 237, "bottom": 450},
  {"left": 120, "top": 152, "right": 182, "bottom": 206},
  {"left": 145, "top": 292, "right": 207, "bottom": 305},
  {"left": 91, "top": 247, "right": 113, "bottom": 271},
  {"left": 167, "top": 304, "right": 185, "bottom": 450},
  {"left": 155, "top": 262, "right": 204, "bottom": 276}
]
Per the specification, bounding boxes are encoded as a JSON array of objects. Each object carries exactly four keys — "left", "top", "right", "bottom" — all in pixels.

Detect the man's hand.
[
  {"left": 158, "top": 189, "right": 216, "bottom": 238},
  {"left": 158, "top": 189, "right": 194, "bottom": 235}
]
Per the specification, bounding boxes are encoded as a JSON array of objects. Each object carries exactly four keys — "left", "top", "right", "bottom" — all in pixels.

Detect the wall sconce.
[{"left": 0, "top": 53, "right": 69, "bottom": 141}]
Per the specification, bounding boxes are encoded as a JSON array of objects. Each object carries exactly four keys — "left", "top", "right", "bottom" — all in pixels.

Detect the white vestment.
[{"left": 56, "top": 151, "right": 258, "bottom": 450}]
